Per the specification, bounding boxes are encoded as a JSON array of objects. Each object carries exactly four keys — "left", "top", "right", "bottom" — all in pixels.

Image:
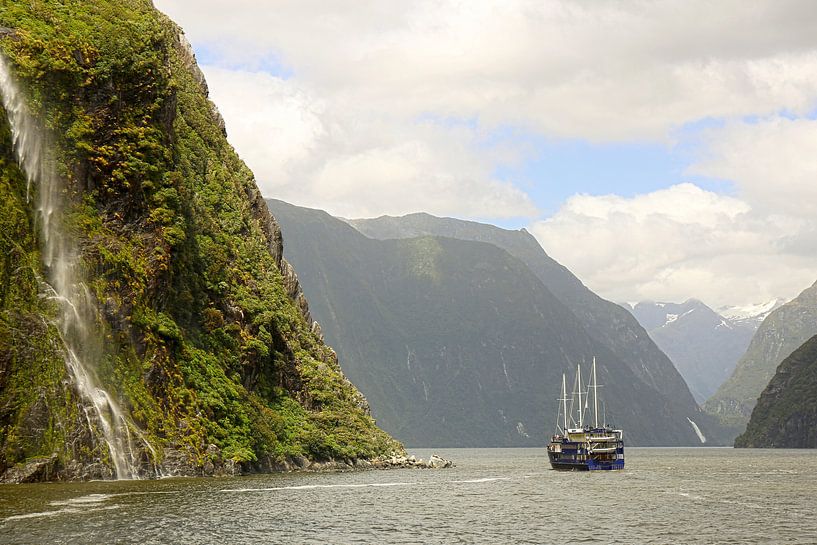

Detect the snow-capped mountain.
[
  {"left": 625, "top": 299, "right": 759, "bottom": 404},
  {"left": 718, "top": 299, "right": 785, "bottom": 327}
]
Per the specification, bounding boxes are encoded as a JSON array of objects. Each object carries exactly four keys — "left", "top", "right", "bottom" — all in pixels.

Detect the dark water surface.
[{"left": 1, "top": 448, "right": 815, "bottom": 544}]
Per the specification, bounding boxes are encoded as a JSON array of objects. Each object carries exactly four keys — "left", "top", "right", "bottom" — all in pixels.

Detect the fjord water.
[{"left": 1, "top": 448, "right": 815, "bottom": 544}]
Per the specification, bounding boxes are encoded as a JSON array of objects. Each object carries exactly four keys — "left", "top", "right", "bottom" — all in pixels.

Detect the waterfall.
[
  {"left": 686, "top": 417, "right": 707, "bottom": 444},
  {"left": 0, "top": 54, "right": 154, "bottom": 479}
]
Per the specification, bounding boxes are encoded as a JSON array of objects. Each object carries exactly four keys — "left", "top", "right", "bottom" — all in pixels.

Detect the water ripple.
[{"left": 1, "top": 448, "right": 816, "bottom": 544}]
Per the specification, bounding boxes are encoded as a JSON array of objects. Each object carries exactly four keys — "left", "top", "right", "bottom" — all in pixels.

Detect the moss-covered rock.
[{"left": 0, "top": 0, "right": 400, "bottom": 481}]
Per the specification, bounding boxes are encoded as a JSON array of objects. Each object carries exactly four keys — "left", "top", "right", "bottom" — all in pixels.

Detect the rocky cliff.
[
  {"left": 0, "top": 0, "right": 398, "bottom": 482},
  {"left": 735, "top": 335, "right": 817, "bottom": 448},
  {"left": 269, "top": 199, "right": 726, "bottom": 446}
]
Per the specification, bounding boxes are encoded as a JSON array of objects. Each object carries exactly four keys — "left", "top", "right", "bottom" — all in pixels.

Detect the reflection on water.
[{"left": 1, "top": 448, "right": 815, "bottom": 544}]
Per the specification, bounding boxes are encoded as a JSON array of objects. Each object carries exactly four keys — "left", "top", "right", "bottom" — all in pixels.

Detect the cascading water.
[{"left": 0, "top": 54, "right": 156, "bottom": 479}]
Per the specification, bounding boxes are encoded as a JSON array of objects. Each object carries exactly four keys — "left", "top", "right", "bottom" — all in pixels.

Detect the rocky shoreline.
[
  {"left": 164, "top": 450, "right": 455, "bottom": 478},
  {"left": 0, "top": 450, "right": 454, "bottom": 484}
]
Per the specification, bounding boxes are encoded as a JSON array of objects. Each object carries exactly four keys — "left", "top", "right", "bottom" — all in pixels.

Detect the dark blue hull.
[{"left": 548, "top": 457, "right": 624, "bottom": 471}]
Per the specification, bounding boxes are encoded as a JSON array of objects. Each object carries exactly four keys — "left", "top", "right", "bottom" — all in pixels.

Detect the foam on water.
[
  {"left": 450, "top": 477, "right": 510, "bottom": 483},
  {"left": 221, "top": 482, "right": 417, "bottom": 493},
  {"left": 49, "top": 494, "right": 116, "bottom": 507}
]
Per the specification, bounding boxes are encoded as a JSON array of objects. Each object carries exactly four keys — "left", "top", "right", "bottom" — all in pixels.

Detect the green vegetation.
[
  {"left": 0, "top": 0, "right": 398, "bottom": 477},
  {"left": 735, "top": 335, "right": 817, "bottom": 448}
]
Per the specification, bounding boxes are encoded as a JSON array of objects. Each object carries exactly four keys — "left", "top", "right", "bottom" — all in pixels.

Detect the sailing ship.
[{"left": 546, "top": 357, "right": 624, "bottom": 471}]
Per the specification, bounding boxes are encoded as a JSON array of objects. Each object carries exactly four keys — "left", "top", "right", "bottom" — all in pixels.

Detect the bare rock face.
[
  {"left": 60, "top": 460, "right": 113, "bottom": 481},
  {"left": 371, "top": 454, "right": 455, "bottom": 469},
  {"left": 1, "top": 454, "right": 59, "bottom": 483},
  {"left": 280, "top": 259, "right": 313, "bottom": 324},
  {"left": 626, "top": 299, "right": 756, "bottom": 403}
]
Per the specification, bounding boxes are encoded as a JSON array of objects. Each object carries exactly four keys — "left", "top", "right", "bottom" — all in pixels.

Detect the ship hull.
[
  {"left": 548, "top": 458, "right": 625, "bottom": 471},
  {"left": 546, "top": 427, "right": 625, "bottom": 471}
]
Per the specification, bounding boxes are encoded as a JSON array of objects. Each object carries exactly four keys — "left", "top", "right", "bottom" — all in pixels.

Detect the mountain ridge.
[{"left": 268, "top": 199, "right": 717, "bottom": 445}]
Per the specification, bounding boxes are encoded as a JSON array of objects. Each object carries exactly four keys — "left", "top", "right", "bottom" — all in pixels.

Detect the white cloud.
[
  {"left": 153, "top": 0, "right": 817, "bottom": 305},
  {"left": 689, "top": 117, "right": 817, "bottom": 218},
  {"left": 203, "top": 67, "right": 325, "bottom": 183},
  {"left": 531, "top": 183, "right": 817, "bottom": 308},
  {"left": 307, "top": 134, "right": 536, "bottom": 219},
  {"left": 157, "top": 0, "right": 817, "bottom": 140},
  {"left": 204, "top": 66, "right": 536, "bottom": 218}
]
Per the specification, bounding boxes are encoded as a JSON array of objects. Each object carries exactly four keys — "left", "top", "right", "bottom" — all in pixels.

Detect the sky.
[{"left": 154, "top": 0, "right": 817, "bottom": 310}]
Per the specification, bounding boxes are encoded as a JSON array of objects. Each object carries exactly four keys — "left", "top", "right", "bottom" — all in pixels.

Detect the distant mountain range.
[
  {"left": 705, "top": 280, "right": 817, "bottom": 431},
  {"left": 735, "top": 334, "right": 817, "bottom": 448},
  {"left": 624, "top": 299, "right": 766, "bottom": 403},
  {"left": 268, "top": 201, "right": 729, "bottom": 446}
]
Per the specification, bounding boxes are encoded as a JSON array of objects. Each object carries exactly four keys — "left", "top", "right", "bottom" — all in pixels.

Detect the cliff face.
[
  {"left": 735, "top": 335, "right": 817, "bottom": 448},
  {"left": 0, "top": 0, "right": 398, "bottom": 482},
  {"left": 705, "top": 280, "right": 817, "bottom": 434},
  {"left": 269, "top": 199, "right": 726, "bottom": 447}
]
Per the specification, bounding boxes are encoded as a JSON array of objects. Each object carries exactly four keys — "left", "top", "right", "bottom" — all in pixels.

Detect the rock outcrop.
[{"left": 371, "top": 454, "right": 455, "bottom": 469}]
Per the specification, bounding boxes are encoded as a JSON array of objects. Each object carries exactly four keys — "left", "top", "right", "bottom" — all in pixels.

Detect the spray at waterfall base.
[{"left": 546, "top": 358, "right": 625, "bottom": 471}]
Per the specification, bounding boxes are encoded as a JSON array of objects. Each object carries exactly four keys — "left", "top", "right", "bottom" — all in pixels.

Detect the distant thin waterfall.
[{"left": 0, "top": 54, "right": 154, "bottom": 479}]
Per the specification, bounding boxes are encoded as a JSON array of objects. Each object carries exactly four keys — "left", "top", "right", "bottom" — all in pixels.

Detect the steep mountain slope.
[
  {"left": 735, "top": 335, "right": 817, "bottom": 448},
  {"left": 626, "top": 300, "right": 755, "bottom": 403},
  {"left": 270, "top": 199, "right": 722, "bottom": 447},
  {"left": 348, "top": 213, "right": 718, "bottom": 434},
  {"left": 0, "top": 0, "right": 397, "bottom": 482},
  {"left": 705, "top": 281, "right": 817, "bottom": 428}
]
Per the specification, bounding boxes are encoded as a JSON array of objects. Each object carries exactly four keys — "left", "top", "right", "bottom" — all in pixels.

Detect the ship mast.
[
  {"left": 592, "top": 356, "right": 599, "bottom": 429},
  {"left": 576, "top": 364, "right": 583, "bottom": 428},
  {"left": 561, "top": 373, "right": 568, "bottom": 433}
]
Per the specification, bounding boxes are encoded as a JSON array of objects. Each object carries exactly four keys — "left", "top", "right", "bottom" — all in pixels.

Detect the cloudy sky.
[{"left": 155, "top": 0, "right": 817, "bottom": 309}]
